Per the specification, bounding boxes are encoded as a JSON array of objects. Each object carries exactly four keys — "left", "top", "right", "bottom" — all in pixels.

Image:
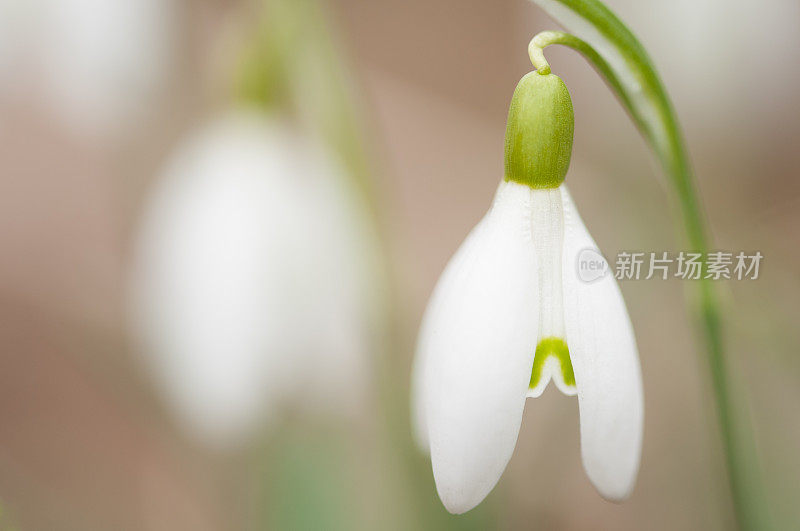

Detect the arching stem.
[{"left": 528, "top": 26, "right": 771, "bottom": 531}]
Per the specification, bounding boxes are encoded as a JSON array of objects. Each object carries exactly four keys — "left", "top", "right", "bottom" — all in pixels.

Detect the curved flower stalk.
[
  {"left": 0, "top": 0, "right": 175, "bottom": 138},
  {"left": 525, "top": 1, "right": 771, "bottom": 529},
  {"left": 413, "top": 70, "right": 643, "bottom": 514},
  {"left": 129, "top": 111, "right": 379, "bottom": 448}
]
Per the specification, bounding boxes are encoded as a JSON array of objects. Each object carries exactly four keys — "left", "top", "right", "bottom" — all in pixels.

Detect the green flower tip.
[{"left": 504, "top": 72, "right": 574, "bottom": 189}]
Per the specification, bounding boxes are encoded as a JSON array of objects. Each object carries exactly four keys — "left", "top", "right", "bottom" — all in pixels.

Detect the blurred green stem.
[
  {"left": 240, "top": 0, "right": 496, "bottom": 528},
  {"left": 525, "top": 4, "right": 771, "bottom": 529}
]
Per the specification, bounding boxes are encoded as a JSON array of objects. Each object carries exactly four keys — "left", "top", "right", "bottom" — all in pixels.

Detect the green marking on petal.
[{"left": 529, "top": 337, "right": 575, "bottom": 389}]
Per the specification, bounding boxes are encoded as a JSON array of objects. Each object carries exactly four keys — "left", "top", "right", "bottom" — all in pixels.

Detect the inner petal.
[
  {"left": 528, "top": 337, "right": 576, "bottom": 397},
  {"left": 527, "top": 188, "right": 576, "bottom": 398}
]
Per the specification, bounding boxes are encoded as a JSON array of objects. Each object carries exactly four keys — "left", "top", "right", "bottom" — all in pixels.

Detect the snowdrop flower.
[
  {"left": 412, "top": 70, "right": 643, "bottom": 513},
  {"left": 130, "top": 110, "right": 378, "bottom": 448},
  {"left": 43, "top": 0, "right": 175, "bottom": 137},
  {"left": 0, "top": 0, "right": 174, "bottom": 138}
]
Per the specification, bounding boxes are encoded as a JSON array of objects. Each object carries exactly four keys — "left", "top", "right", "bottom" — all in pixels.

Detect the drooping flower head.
[
  {"left": 412, "top": 66, "right": 643, "bottom": 514},
  {"left": 130, "top": 111, "right": 378, "bottom": 448},
  {"left": 0, "top": 0, "right": 175, "bottom": 139}
]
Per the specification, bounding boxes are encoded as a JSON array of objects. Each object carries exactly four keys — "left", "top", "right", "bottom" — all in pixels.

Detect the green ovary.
[{"left": 529, "top": 337, "right": 575, "bottom": 389}]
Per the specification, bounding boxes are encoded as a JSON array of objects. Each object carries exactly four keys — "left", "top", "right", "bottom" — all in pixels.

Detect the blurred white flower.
[
  {"left": 0, "top": 0, "right": 174, "bottom": 138},
  {"left": 572, "top": 0, "right": 800, "bottom": 115},
  {"left": 129, "top": 111, "right": 379, "bottom": 448}
]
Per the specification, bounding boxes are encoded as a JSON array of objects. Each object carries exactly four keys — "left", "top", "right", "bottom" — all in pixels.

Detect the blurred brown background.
[{"left": 0, "top": 0, "right": 798, "bottom": 529}]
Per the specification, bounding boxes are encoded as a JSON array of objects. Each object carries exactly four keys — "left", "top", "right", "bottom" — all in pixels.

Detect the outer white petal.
[
  {"left": 418, "top": 180, "right": 539, "bottom": 514},
  {"left": 411, "top": 198, "right": 490, "bottom": 453},
  {"left": 560, "top": 185, "right": 643, "bottom": 501}
]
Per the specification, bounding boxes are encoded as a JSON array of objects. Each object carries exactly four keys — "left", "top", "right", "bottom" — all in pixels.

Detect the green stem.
[
  {"left": 527, "top": 24, "right": 770, "bottom": 531},
  {"left": 527, "top": 31, "right": 634, "bottom": 123}
]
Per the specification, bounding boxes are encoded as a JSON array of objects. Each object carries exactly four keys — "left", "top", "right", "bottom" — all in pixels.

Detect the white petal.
[
  {"left": 411, "top": 197, "right": 490, "bottom": 453},
  {"left": 560, "top": 185, "right": 644, "bottom": 501},
  {"left": 525, "top": 188, "right": 575, "bottom": 399},
  {"left": 417, "top": 180, "right": 539, "bottom": 514}
]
